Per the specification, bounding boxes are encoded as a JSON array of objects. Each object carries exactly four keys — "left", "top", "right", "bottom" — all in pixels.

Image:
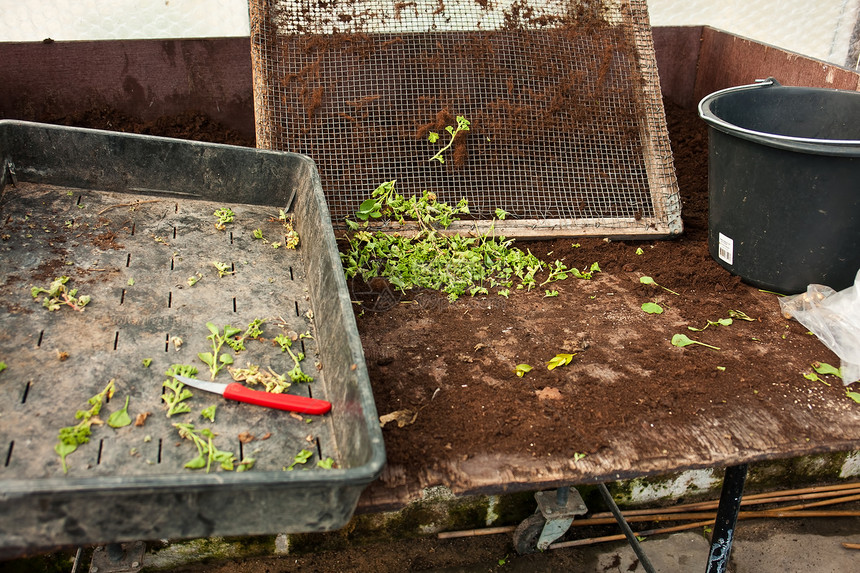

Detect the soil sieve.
[{"left": 250, "top": 0, "right": 681, "bottom": 238}]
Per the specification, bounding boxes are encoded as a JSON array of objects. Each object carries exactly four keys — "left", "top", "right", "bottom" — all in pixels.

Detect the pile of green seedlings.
[
  {"left": 341, "top": 115, "right": 600, "bottom": 301},
  {"left": 341, "top": 179, "right": 597, "bottom": 301}
]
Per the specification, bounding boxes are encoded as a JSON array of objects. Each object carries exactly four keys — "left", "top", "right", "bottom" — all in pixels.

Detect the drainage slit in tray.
[
  {"left": 157, "top": 438, "right": 163, "bottom": 464},
  {"left": 294, "top": 301, "right": 300, "bottom": 317},
  {"left": 232, "top": 297, "right": 237, "bottom": 313},
  {"left": 113, "top": 331, "right": 119, "bottom": 350},
  {"left": 130, "top": 222, "right": 135, "bottom": 236},
  {"left": 76, "top": 194, "right": 83, "bottom": 206},
  {"left": 164, "top": 333, "right": 170, "bottom": 352},
  {"left": 300, "top": 339, "right": 305, "bottom": 354},
  {"left": 36, "top": 330, "right": 44, "bottom": 347},
  {"left": 229, "top": 231, "right": 234, "bottom": 245},
  {"left": 173, "top": 226, "right": 177, "bottom": 239},
  {"left": 289, "top": 266, "right": 294, "bottom": 280},
  {"left": 97, "top": 439, "right": 103, "bottom": 465},
  {"left": 5, "top": 441, "right": 13, "bottom": 467},
  {"left": 20, "top": 381, "right": 31, "bottom": 404},
  {"left": 168, "top": 291, "right": 173, "bottom": 308},
  {"left": 120, "top": 289, "right": 126, "bottom": 304},
  {"left": 170, "top": 257, "right": 175, "bottom": 270},
  {"left": 126, "top": 253, "right": 131, "bottom": 267},
  {"left": 314, "top": 437, "right": 322, "bottom": 461}
]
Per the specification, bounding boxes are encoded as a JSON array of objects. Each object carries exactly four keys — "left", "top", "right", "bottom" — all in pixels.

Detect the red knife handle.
[{"left": 223, "top": 383, "right": 331, "bottom": 415}]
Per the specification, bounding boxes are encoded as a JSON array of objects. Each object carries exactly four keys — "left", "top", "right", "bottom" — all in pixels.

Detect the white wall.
[
  {"left": 2, "top": 0, "right": 859, "bottom": 68},
  {"left": 648, "top": 0, "right": 860, "bottom": 67},
  {"left": 0, "top": 0, "right": 250, "bottom": 41}
]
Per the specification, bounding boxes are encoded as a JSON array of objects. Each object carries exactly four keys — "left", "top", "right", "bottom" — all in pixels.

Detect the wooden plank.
[
  {"left": 693, "top": 27, "right": 860, "bottom": 102},
  {"left": 652, "top": 26, "right": 704, "bottom": 110},
  {"left": 0, "top": 38, "right": 255, "bottom": 141}
]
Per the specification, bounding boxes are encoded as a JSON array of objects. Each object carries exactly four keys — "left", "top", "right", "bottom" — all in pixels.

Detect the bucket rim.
[{"left": 697, "top": 78, "right": 860, "bottom": 150}]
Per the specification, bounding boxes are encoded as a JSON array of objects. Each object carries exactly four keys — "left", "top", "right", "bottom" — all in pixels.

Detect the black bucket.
[{"left": 698, "top": 78, "right": 860, "bottom": 294}]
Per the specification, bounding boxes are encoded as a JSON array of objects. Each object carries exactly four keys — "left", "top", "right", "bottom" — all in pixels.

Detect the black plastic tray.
[{"left": 0, "top": 121, "right": 385, "bottom": 558}]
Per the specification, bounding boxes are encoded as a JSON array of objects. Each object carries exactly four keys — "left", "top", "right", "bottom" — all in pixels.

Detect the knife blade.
[{"left": 172, "top": 375, "right": 331, "bottom": 415}]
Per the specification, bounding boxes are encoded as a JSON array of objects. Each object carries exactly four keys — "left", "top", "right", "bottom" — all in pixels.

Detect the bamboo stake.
[
  {"left": 842, "top": 543, "right": 860, "bottom": 550},
  {"left": 437, "top": 526, "right": 516, "bottom": 540},
  {"left": 588, "top": 484, "right": 860, "bottom": 519}
]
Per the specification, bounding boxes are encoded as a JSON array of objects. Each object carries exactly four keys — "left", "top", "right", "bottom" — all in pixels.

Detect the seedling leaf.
[
  {"left": 641, "top": 302, "right": 663, "bottom": 314},
  {"left": 547, "top": 353, "right": 574, "bottom": 370},
  {"left": 671, "top": 333, "right": 720, "bottom": 351},
  {"left": 107, "top": 396, "right": 132, "bottom": 428},
  {"left": 515, "top": 364, "right": 533, "bottom": 377}
]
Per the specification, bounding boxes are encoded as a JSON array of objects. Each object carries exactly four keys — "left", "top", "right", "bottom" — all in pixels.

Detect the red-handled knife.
[{"left": 172, "top": 375, "right": 331, "bottom": 415}]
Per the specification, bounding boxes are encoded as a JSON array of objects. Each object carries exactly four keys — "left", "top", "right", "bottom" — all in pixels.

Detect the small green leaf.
[
  {"left": 812, "top": 362, "right": 842, "bottom": 379},
  {"left": 671, "top": 333, "right": 720, "bottom": 351},
  {"left": 847, "top": 390, "right": 860, "bottom": 404},
  {"left": 142, "top": 358, "right": 152, "bottom": 368},
  {"left": 428, "top": 132, "right": 440, "bottom": 143},
  {"left": 641, "top": 302, "right": 663, "bottom": 314},
  {"left": 127, "top": 277, "right": 135, "bottom": 286},
  {"left": 317, "top": 457, "right": 335, "bottom": 469},
  {"left": 547, "top": 353, "right": 574, "bottom": 370},
  {"left": 184, "top": 454, "right": 207, "bottom": 469},
  {"left": 107, "top": 396, "right": 132, "bottom": 428},
  {"left": 635, "top": 247, "right": 644, "bottom": 255},
  {"left": 201, "top": 405, "right": 217, "bottom": 422},
  {"left": 515, "top": 364, "right": 533, "bottom": 377}
]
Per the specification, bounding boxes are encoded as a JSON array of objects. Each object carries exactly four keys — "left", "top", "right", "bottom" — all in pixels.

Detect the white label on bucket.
[{"left": 718, "top": 233, "right": 734, "bottom": 265}]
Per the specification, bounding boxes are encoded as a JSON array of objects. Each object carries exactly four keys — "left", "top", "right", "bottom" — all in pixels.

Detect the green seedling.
[
  {"left": 547, "top": 353, "right": 575, "bottom": 370},
  {"left": 187, "top": 273, "right": 202, "bottom": 286},
  {"left": 573, "top": 452, "right": 587, "bottom": 462},
  {"left": 286, "top": 448, "right": 314, "bottom": 471},
  {"left": 641, "top": 302, "right": 663, "bottom": 314},
  {"left": 201, "top": 405, "right": 217, "bottom": 422},
  {"left": 31, "top": 276, "right": 91, "bottom": 312},
  {"left": 252, "top": 228, "right": 264, "bottom": 240},
  {"left": 142, "top": 358, "right": 152, "bottom": 368},
  {"left": 107, "top": 396, "right": 132, "bottom": 428},
  {"left": 163, "top": 364, "right": 197, "bottom": 417},
  {"left": 198, "top": 323, "right": 238, "bottom": 380},
  {"left": 273, "top": 333, "right": 313, "bottom": 383},
  {"left": 688, "top": 318, "right": 732, "bottom": 332},
  {"left": 55, "top": 380, "right": 115, "bottom": 473},
  {"left": 635, "top": 247, "right": 644, "bottom": 255},
  {"left": 317, "top": 457, "right": 335, "bottom": 469},
  {"left": 428, "top": 115, "right": 470, "bottom": 164},
  {"left": 224, "top": 318, "right": 265, "bottom": 352},
  {"left": 640, "top": 276, "right": 679, "bottom": 296},
  {"left": 544, "top": 290, "right": 559, "bottom": 298},
  {"left": 0, "top": 361, "right": 6, "bottom": 373},
  {"left": 173, "top": 422, "right": 245, "bottom": 472},
  {"left": 213, "top": 207, "right": 235, "bottom": 230},
  {"left": 540, "top": 260, "right": 569, "bottom": 286},
  {"left": 671, "top": 333, "right": 720, "bottom": 351},
  {"left": 515, "top": 364, "right": 533, "bottom": 378},
  {"left": 212, "top": 261, "right": 234, "bottom": 278},
  {"left": 571, "top": 262, "right": 601, "bottom": 280},
  {"left": 847, "top": 389, "right": 860, "bottom": 404}
]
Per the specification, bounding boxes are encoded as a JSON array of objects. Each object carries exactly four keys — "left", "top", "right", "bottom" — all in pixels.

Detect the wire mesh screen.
[{"left": 250, "top": 0, "right": 681, "bottom": 237}]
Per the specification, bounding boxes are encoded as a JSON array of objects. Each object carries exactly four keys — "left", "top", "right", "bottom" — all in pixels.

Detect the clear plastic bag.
[{"left": 779, "top": 269, "right": 860, "bottom": 385}]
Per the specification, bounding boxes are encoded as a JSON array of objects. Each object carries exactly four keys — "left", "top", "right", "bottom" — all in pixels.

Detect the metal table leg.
[
  {"left": 706, "top": 464, "right": 748, "bottom": 573},
  {"left": 597, "top": 483, "right": 657, "bottom": 573}
]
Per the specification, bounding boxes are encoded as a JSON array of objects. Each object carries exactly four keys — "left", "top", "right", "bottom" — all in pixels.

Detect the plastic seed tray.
[{"left": 0, "top": 120, "right": 385, "bottom": 558}]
